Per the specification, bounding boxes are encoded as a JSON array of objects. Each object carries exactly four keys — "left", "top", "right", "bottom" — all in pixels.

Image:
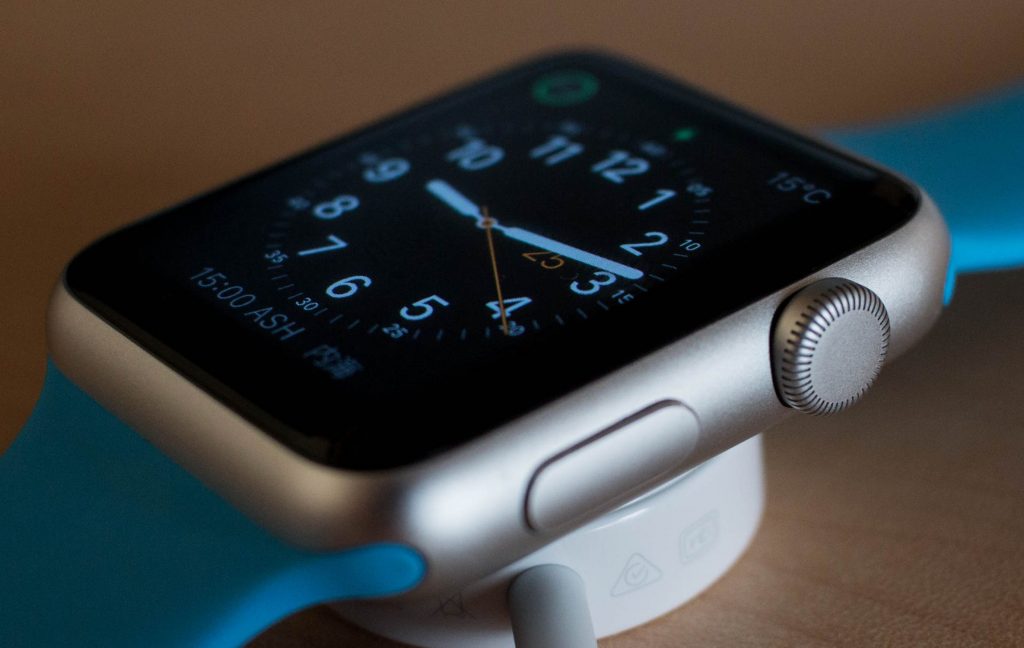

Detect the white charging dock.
[{"left": 332, "top": 434, "right": 765, "bottom": 647}]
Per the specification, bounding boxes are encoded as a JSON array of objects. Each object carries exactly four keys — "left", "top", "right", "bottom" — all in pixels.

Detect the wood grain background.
[{"left": 2, "top": 2, "right": 1023, "bottom": 646}]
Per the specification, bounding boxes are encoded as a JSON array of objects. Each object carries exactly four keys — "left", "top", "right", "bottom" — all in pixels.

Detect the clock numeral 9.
[
  {"left": 400, "top": 294, "right": 451, "bottom": 321},
  {"left": 570, "top": 271, "right": 617, "bottom": 295},
  {"left": 363, "top": 157, "right": 411, "bottom": 183},
  {"left": 326, "top": 275, "right": 372, "bottom": 299}
]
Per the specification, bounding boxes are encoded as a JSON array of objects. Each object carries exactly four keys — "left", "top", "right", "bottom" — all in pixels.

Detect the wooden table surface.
[{"left": 3, "top": 2, "right": 1023, "bottom": 646}]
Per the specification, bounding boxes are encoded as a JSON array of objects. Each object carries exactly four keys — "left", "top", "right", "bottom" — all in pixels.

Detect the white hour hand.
[{"left": 426, "top": 178, "right": 644, "bottom": 280}]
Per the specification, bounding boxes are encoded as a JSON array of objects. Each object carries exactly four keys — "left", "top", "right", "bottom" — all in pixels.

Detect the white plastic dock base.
[{"left": 332, "top": 434, "right": 765, "bottom": 648}]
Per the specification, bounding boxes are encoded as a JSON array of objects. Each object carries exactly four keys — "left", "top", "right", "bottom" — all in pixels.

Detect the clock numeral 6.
[
  {"left": 326, "top": 275, "right": 372, "bottom": 299},
  {"left": 570, "top": 271, "right": 617, "bottom": 295}
]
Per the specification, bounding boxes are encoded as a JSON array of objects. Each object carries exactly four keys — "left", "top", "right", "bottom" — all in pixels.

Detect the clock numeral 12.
[{"left": 592, "top": 150, "right": 649, "bottom": 184}]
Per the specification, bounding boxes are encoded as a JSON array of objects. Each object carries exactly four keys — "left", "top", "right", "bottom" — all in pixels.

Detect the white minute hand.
[
  {"left": 498, "top": 226, "right": 643, "bottom": 280},
  {"left": 426, "top": 179, "right": 644, "bottom": 280}
]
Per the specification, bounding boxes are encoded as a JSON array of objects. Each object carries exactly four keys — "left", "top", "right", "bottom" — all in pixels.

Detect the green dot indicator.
[
  {"left": 673, "top": 127, "right": 698, "bottom": 142},
  {"left": 532, "top": 71, "right": 599, "bottom": 107}
]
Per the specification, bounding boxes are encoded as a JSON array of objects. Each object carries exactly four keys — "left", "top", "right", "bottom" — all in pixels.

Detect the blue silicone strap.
[
  {"left": 825, "top": 83, "right": 1024, "bottom": 301},
  {"left": 0, "top": 361, "right": 426, "bottom": 647}
]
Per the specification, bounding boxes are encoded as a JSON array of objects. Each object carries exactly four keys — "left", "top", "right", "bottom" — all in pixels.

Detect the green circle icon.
[{"left": 532, "top": 70, "right": 599, "bottom": 107}]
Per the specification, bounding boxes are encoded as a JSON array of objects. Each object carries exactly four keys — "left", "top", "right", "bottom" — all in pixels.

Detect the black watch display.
[{"left": 65, "top": 52, "right": 919, "bottom": 469}]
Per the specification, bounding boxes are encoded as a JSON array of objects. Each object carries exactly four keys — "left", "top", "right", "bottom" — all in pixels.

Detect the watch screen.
[{"left": 66, "top": 52, "right": 919, "bottom": 469}]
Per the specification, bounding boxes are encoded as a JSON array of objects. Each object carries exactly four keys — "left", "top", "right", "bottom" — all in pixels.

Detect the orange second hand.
[{"left": 482, "top": 206, "right": 510, "bottom": 335}]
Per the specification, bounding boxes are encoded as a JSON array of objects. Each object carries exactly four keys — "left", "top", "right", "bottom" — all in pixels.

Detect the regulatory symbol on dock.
[
  {"left": 611, "top": 553, "right": 662, "bottom": 597},
  {"left": 432, "top": 591, "right": 474, "bottom": 619},
  {"left": 680, "top": 510, "right": 719, "bottom": 564}
]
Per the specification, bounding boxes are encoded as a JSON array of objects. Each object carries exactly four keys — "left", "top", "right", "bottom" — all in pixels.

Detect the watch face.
[{"left": 66, "top": 52, "right": 919, "bottom": 469}]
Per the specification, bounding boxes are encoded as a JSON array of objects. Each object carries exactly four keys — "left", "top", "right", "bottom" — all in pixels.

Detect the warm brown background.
[{"left": 3, "top": 2, "right": 1023, "bottom": 646}]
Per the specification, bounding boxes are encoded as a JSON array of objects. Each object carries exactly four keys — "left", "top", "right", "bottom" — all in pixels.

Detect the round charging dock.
[{"left": 332, "top": 434, "right": 765, "bottom": 647}]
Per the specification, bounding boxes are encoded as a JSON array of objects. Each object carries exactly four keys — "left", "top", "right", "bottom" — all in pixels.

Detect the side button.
[{"left": 525, "top": 402, "right": 700, "bottom": 532}]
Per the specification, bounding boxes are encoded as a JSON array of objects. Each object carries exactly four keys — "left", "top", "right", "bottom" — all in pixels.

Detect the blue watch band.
[
  {"left": 825, "top": 83, "right": 1024, "bottom": 301},
  {"left": 0, "top": 361, "right": 426, "bottom": 648}
]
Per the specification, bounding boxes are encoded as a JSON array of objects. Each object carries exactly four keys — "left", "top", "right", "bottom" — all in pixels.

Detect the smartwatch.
[{"left": 1, "top": 51, "right": 964, "bottom": 646}]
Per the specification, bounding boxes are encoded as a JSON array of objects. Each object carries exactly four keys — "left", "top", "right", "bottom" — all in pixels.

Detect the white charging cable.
[{"left": 507, "top": 564, "right": 598, "bottom": 648}]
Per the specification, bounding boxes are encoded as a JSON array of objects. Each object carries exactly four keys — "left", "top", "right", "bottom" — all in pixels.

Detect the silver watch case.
[{"left": 47, "top": 189, "right": 949, "bottom": 598}]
